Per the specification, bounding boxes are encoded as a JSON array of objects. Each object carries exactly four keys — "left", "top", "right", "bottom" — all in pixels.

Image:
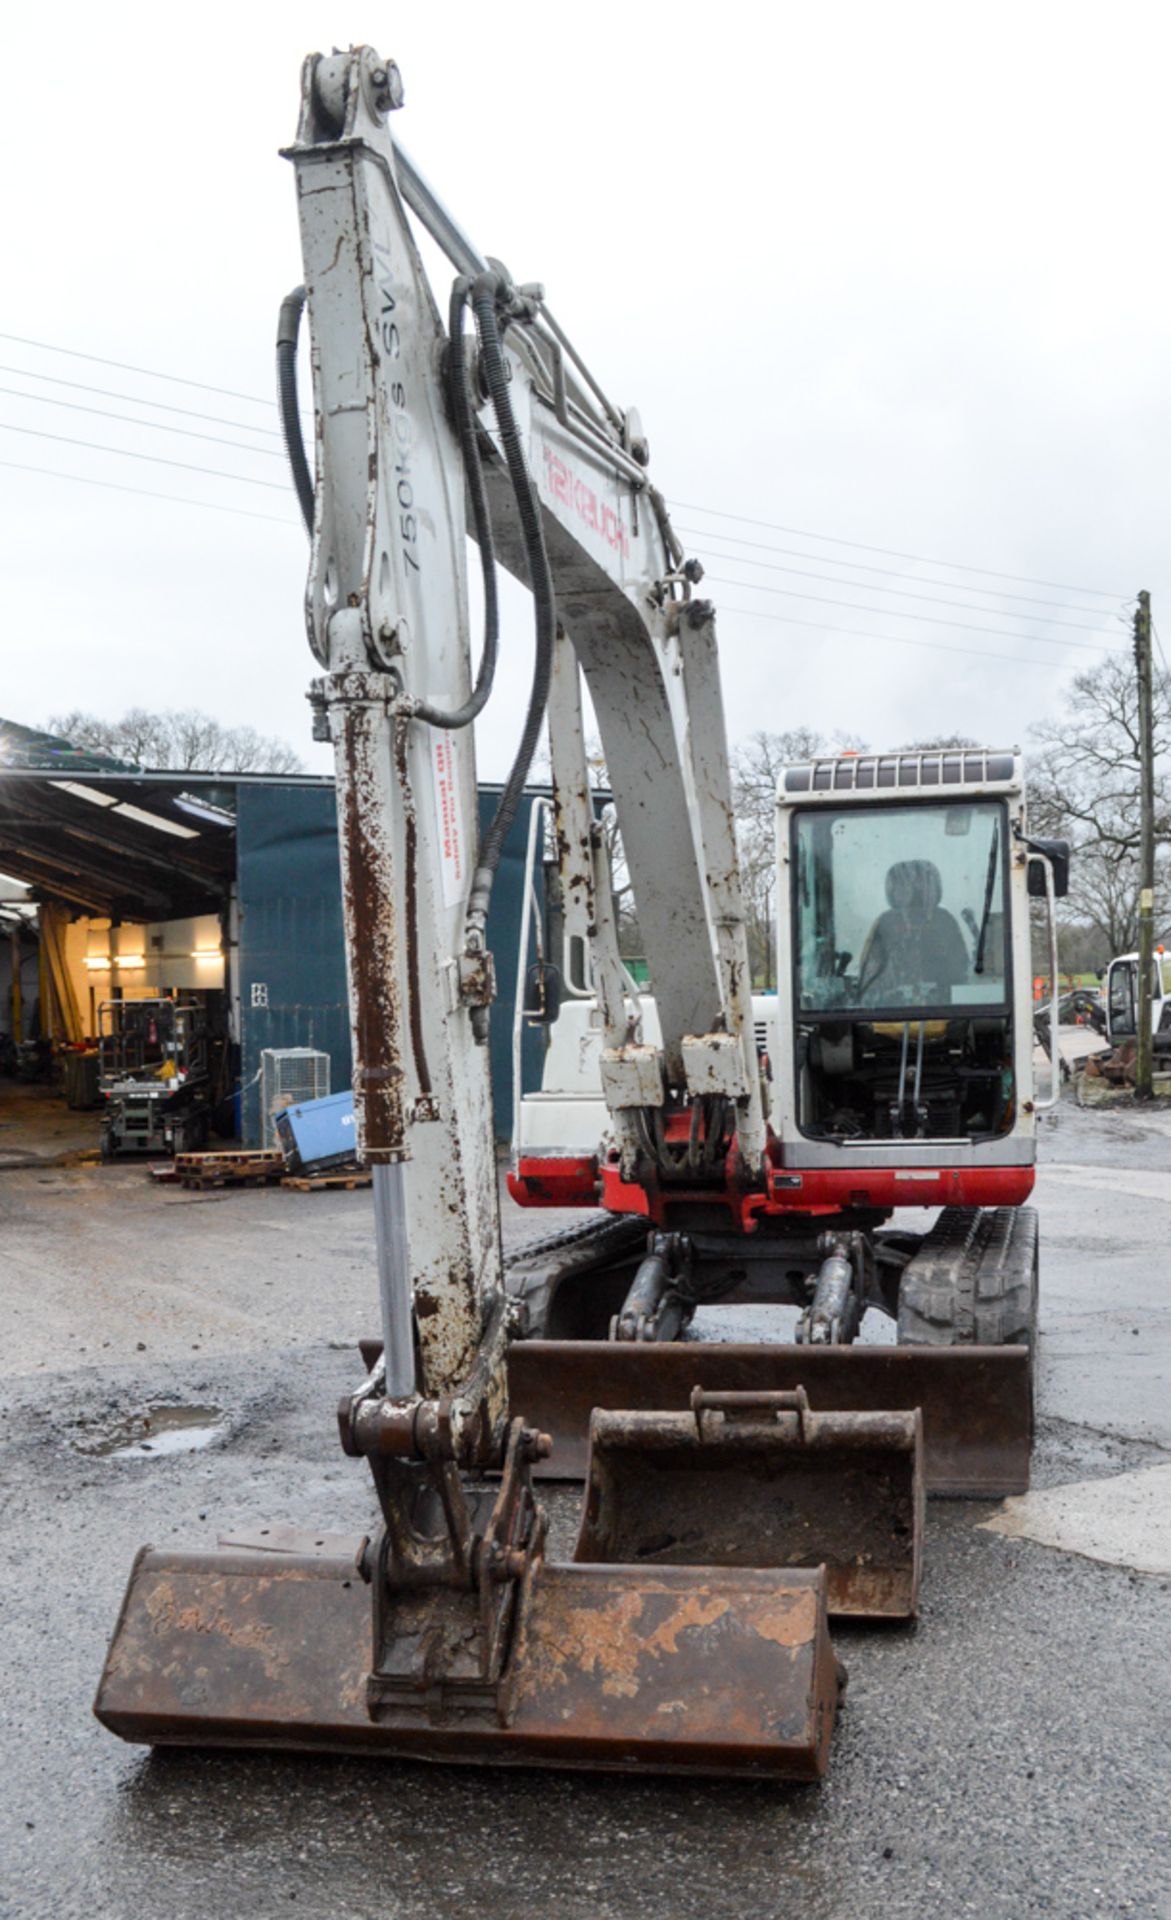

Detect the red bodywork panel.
[
  {"left": 511, "top": 1153, "right": 1034, "bottom": 1226},
  {"left": 507, "top": 1158, "right": 601, "bottom": 1209}
]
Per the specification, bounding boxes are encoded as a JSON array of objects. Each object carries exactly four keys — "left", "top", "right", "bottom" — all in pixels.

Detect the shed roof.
[{"left": 0, "top": 755, "right": 239, "bottom": 920}]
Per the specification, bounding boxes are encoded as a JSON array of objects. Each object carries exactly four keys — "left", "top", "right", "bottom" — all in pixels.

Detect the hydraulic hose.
[
  {"left": 276, "top": 286, "right": 315, "bottom": 536},
  {"left": 277, "top": 267, "right": 556, "bottom": 1023},
  {"left": 278, "top": 279, "right": 500, "bottom": 725},
  {"left": 409, "top": 277, "right": 500, "bottom": 729},
  {"left": 465, "top": 270, "right": 557, "bottom": 936}
]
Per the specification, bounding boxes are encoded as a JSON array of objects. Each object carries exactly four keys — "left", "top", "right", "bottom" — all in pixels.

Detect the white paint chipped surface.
[{"left": 979, "top": 1463, "right": 1171, "bottom": 1575}]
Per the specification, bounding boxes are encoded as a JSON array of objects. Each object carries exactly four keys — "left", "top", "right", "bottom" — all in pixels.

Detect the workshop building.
[{"left": 0, "top": 719, "right": 543, "bottom": 1150}]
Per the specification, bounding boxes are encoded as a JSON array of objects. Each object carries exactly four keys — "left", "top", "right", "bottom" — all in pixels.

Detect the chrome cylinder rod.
[{"left": 373, "top": 1162, "right": 415, "bottom": 1398}]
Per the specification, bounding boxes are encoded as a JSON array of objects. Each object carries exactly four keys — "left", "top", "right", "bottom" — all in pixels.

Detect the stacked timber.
[
  {"left": 173, "top": 1149, "right": 286, "bottom": 1190},
  {"left": 162, "top": 1149, "right": 371, "bottom": 1193}
]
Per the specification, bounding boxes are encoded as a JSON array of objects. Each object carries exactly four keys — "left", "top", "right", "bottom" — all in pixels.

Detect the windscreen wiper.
[{"left": 973, "top": 821, "right": 1000, "bottom": 975}]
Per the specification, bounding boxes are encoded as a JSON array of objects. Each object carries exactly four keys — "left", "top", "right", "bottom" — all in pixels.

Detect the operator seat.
[{"left": 857, "top": 859, "right": 970, "bottom": 1005}]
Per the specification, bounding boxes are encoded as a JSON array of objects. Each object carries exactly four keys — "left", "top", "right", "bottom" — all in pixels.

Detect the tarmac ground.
[{"left": 0, "top": 1077, "right": 1168, "bottom": 1920}]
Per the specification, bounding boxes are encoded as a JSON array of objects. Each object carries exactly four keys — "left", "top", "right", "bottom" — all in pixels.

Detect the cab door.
[{"left": 1106, "top": 956, "right": 1137, "bottom": 1044}]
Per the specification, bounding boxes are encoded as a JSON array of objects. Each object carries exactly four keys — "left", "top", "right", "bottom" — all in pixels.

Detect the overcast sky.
[{"left": 3, "top": 2, "right": 1165, "bottom": 780}]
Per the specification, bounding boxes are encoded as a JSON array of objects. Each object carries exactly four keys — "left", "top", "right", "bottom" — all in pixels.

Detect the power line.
[
  {"left": 704, "top": 575, "right": 1112, "bottom": 653},
  {"left": 0, "top": 421, "right": 292, "bottom": 491},
  {"left": 0, "top": 331, "right": 1135, "bottom": 612},
  {"left": 0, "top": 384, "right": 285, "bottom": 459},
  {"left": 671, "top": 499, "right": 1127, "bottom": 600},
  {"left": 673, "top": 521, "right": 1128, "bottom": 620},
  {"left": 0, "top": 457, "right": 301, "bottom": 528},
  {"left": 689, "top": 541, "right": 1112, "bottom": 633},
  {"left": 0, "top": 330, "right": 274, "bottom": 408},
  {"left": 0, "top": 361, "right": 286, "bottom": 437},
  {"left": 717, "top": 599, "right": 1111, "bottom": 669}
]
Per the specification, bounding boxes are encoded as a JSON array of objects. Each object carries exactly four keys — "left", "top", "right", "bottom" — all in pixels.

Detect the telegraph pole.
[{"left": 1134, "top": 590, "right": 1155, "bottom": 1099}]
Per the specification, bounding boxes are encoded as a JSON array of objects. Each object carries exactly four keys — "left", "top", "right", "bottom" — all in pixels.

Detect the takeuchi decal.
[{"left": 542, "top": 446, "right": 629, "bottom": 557}]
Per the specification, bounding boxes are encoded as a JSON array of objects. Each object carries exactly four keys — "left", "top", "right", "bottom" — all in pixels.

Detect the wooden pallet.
[
  {"left": 282, "top": 1166, "right": 371, "bottom": 1193},
  {"left": 173, "top": 1149, "right": 286, "bottom": 1191}
]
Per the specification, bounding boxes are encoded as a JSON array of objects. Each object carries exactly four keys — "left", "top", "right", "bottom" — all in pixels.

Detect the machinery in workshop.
[
  {"left": 97, "top": 997, "right": 212, "bottom": 1157},
  {"left": 97, "top": 43, "right": 1063, "bottom": 1782}
]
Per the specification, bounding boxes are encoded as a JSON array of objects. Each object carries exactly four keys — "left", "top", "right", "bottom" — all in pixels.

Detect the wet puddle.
[{"left": 72, "top": 1404, "right": 226, "bottom": 1458}]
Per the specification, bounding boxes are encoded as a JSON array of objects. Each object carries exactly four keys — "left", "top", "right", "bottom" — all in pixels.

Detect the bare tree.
[
  {"left": 898, "top": 734, "right": 982, "bottom": 750},
  {"left": 730, "top": 728, "right": 867, "bottom": 984},
  {"left": 1028, "top": 655, "right": 1171, "bottom": 956},
  {"left": 540, "top": 722, "right": 875, "bottom": 987},
  {"left": 45, "top": 707, "right": 304, "bottom": 775}
]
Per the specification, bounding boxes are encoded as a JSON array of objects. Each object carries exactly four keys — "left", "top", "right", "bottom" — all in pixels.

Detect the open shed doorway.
[{"left": 0, "top": 750, "right": 238, "bottom": 1170}]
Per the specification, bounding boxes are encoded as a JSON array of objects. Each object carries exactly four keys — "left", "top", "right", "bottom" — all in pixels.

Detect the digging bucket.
[{"left": 575, "top": 1388, "right": 923, "bottom": 1619}]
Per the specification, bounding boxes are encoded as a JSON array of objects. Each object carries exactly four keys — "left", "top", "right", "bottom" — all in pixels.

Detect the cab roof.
[{"left": 780, "top": 747, "right": 1022, "bottom": 803}]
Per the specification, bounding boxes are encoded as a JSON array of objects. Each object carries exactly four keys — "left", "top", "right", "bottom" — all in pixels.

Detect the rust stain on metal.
[
  {"left": 745, "top": 1587, "right": 821, "bottom": 1651},
  {"left": 143, "top": 1578, "right": 282, "bottom": 1663},
  {"left": 639, "top": 1591, "right": 737, "bottom": 1661},
  {"left": 517, "top": 1576, "right": 812, "bottom": 1705},
  {"left": 393, "top": 708, "right": 433, "bottom": 1100},
  {"left": 336, "top": 692, "right": 406, "bottom": 1159}
]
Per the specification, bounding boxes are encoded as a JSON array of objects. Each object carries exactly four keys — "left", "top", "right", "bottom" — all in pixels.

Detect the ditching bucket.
[
  {"left": 575, "top": 1389, "right": 923, "bottom": 1619},
  {"left": 94, "top": 1540, "right": 840, "bottom": 1779}
]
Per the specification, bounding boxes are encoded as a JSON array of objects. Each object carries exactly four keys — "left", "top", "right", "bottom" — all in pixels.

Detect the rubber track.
[
  {"left": 896, "top": 1205, "right": 1038, "bottom": 1348},
  {"left": 505, "top": 1214, "right": 647, "bottom": 1335}
]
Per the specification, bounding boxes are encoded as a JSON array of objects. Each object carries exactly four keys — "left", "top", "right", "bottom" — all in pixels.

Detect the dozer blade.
[
  {"left": 575, "top": 1391, "right": 923, "bottom": 1619},
  {"left": 95, "top": 1544, "right": 839, "bottom": 1779},
  {"left": 508, "top": 1341, "right": 1031, "bottom": 1497}
]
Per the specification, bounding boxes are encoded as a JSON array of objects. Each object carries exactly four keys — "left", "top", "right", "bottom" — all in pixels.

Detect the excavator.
[{"left": 95, "top": 43, "right": 1066, "bottom": 1780}]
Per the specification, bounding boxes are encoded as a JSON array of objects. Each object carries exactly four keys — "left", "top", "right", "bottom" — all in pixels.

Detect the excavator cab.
[{"left": 786, "top": 779, "right": 1017, "bottom": 1145}]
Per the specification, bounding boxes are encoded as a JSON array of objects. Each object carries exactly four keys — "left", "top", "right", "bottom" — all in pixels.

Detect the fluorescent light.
[
  {"left": 58, "top": 781, "right": 118, "bottom": 808},
  {"left": 190, "top": 948, "right": 222, "bottom": 959},
  {"left": 112, "top": 802, "right": 199, "bottom": 840},
  {"left": 57, "top": 783, "right": 200, "bottom": 839},
  {"left": 83, "top": 956, "right": 110, "bottom": 970},
  {"left": 115, "top": 954, "right": 145, "bottom": 969},
  {"left": 174, "top": 793, "right": 235, "bottom": 826}
]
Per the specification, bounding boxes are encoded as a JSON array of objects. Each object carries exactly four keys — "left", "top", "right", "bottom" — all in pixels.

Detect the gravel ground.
[{"left": 1, "top": 1093, "right": 1168, "bottom": 1920}]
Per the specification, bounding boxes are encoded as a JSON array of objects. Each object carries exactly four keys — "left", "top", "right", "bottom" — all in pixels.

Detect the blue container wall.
[
  {"left": 235, "top": 785, "right": 351, "bottom": 1147},
  {"left": 235, "top": 782, "right": 544, "bottom": 1147},
  {"left": 481, "top": 788, "right": 546, "bottom": 1144}
]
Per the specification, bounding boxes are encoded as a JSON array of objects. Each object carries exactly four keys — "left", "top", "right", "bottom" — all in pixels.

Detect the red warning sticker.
[{"left": 431, "top": 729, "right": 464, "bottom": 908}]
